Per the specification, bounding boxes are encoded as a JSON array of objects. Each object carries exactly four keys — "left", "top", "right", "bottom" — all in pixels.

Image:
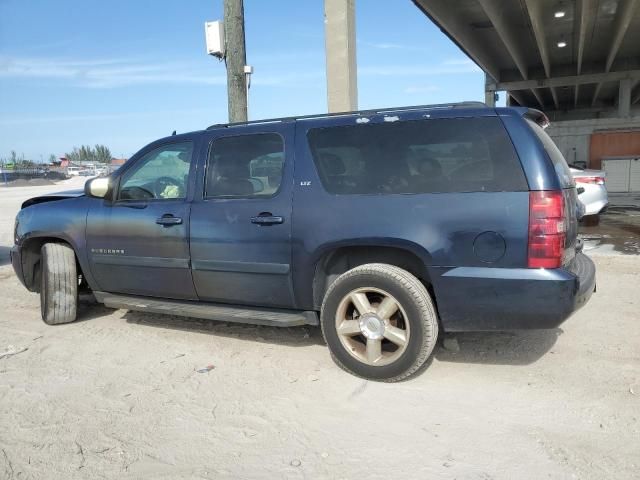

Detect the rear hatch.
[{"left": 526, "top": 119, "right": 578, "bottom": 266}]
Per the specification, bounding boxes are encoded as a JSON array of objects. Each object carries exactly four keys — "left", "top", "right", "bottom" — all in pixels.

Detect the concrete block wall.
[{"left": 546, "top": 115, "right": 640, "bottom": 167}]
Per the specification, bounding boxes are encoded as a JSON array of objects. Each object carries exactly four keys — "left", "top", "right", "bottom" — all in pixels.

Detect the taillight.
[
  {"left": 528, "top": 191, "right": 565, "bottom": 268},
  {"left": 574, "top": 176, "right": 605, "bottom": 185}
]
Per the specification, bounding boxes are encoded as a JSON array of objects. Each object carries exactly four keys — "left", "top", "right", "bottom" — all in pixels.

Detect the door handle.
[
  {"left": 251, "top": 214, "right": 284, "bottom": 226},
  {"left": 156, "top": 215, "right": 183, "bottom": 226}
]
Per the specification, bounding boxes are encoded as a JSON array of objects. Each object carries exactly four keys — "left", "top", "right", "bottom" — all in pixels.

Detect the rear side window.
[
  {"left": 526, "top": 119, "right": 574, "bottom": 188},
  {"left": 306, "top": 117, "right": 527, "bottom": 194},
  {"left": 205, "top": 133, "right": 284, "bottom": 198}
]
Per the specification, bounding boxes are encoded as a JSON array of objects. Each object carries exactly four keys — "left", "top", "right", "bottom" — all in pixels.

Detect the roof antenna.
[{"left": 171, "top": 130, "right": 177, "bottom": 136}]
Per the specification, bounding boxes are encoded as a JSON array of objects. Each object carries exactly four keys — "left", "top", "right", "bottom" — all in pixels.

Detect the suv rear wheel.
[
  {"left": 321, "top": 263, "right": 438, "bottom": 382},
  {"left": 40, "top": 242, "right": 78, "bottom": 325}
]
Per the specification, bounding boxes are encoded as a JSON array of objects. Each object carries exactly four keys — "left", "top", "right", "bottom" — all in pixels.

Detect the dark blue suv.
[{"left": 11, "top": 102, "right": 596, "bottom": 381}]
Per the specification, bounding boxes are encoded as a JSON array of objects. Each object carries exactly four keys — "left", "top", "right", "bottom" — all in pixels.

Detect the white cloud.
[
  {"left": 0, "top": 53, "right": 480, "bottom": 89},
  {"left": 0, "top": 55, "right": 227, "bottom": 88},
  {"left": 0, "top": 54, "right": 329, "bottom": 89}
]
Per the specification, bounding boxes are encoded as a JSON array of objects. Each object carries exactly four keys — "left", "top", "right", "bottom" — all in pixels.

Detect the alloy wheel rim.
[{"left": 335, "top": 287, "right": 410, "bottom": 366}]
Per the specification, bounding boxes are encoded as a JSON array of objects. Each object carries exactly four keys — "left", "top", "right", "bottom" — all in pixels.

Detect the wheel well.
[
  {"left": 20, "top": 237, "right": 83, "bottom": 292},
  {"left": 312, "top": 246, "right": 431, "bottom": 309}
]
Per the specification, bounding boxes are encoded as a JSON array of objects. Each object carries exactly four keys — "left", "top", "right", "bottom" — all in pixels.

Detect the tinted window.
[
  {"left": 118, "top": 142, "right": 193, "bottom": 201},
  {"left": 307, "top": 117, "right": 527, "bottom": 194},
  {"left": 526, "top": 119, "right": 574, "bottom": 188},
  {"left": 206, "top": 133, "right": 284, "bottom": 198}
]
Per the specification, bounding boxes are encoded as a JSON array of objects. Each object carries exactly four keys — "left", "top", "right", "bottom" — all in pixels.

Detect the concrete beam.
[
  {"left": 412, "top": 0, "right": 501, "bottom": 80},
  {"left": 531, "top": 88, "right": 546, "bottom": 110},
  {"left": 477, "top": 0, "right": 552, "bottom": 108},
  {"left": 550, "top": 87, "right": 560, "bottom": 110},
  {"left": 324, "top": 0, "right": 358, "bottom": 113},
  {"left": 591, "top": 83, "right": 603, "bottom": 107},
  {"left": 509, "top": 90, "right": 530, "bottom": 108},
  {"left": 488, "top": 69, "right": 640, "bottom": 91},
  {"left": 575, "top": 0, "right": 597, "bottom": 76},
  {"left": 573, "top": 0, "right": 596, "bottom": 109},
  {"left": 523, "top": 0, "right": 560, "bottom": 110},
  {"left": 477, "top": 0, "right": 528, "bottom": 80},
  {"left": 484, "top": 73, "right": 496, "bottom": 107},
  {"left": 523, "top": 0, "right": 550, "bottom": 78},
  {"left": 592, "top": 0, "right": 638, "bottom": 106},
  {"left": 605, "top": 0, "right": 638, "bottom": 72},
  {"left": 485, "top": 91, "right": 496, "bottom": 107},
  {"left": 499, "top": 57, "right": 640, "bottom": 82},
  {"left": 619, "top": 78, "right": 632, "bottom": 117}
]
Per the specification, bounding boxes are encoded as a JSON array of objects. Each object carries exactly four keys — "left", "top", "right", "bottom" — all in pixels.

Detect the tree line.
[
  {"left": 1, "top": 145, "right": 112, "bottom": 168},
  {"left": 65, "top": 145, "right": 112, "bottom": 164}
]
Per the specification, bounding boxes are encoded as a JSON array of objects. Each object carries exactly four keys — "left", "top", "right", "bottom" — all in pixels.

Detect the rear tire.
[
  {"left": 40, "top": 243, "right": 78, "bottom": 325},
  {"left": 320, "top": 263, "right": 439, "bottom": 382}
]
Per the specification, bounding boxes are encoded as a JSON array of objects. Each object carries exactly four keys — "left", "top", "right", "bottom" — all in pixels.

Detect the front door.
[
  {"left": 86, "top": 140, "right": 198, "bottom": 300},
  {"left": 189, "top": 124, "right": 295, "bottom": 308}
]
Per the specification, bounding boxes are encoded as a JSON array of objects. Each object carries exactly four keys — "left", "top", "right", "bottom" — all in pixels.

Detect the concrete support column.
[
  {"left": 484, "top": 73, "right": 496, "bottom": 107},
  {"left": 484, "top": 90, "right": 496, "bottom": 107},
  {"left": 324, "top": 0, "right": 357, "bottom": 113},
  {"left": 619, "top": 78, "right": 632, "bottom": 117}
]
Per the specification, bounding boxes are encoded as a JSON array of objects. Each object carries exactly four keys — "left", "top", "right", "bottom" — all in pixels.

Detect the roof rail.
[{"left": 205, "top": 101, "right": 488, "bottom": 130}]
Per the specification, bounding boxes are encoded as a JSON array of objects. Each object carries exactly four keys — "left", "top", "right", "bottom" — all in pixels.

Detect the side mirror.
[{"left": 85, "top": 177, "right": 110, "bottom": 198}]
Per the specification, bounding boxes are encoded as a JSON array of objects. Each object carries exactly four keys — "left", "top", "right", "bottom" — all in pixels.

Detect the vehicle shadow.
[
  {"left": 76, "top": 295, "right": 323, "bottom": 347},
  {"left": 434, "top": 329, "right": 562, "bottom": 366},
  {"left": 119, "top": 308, "right": 325, "bottom": 348},
  {"left": 77, "top": 297, "right": 560, "bottom": 361},
  {"left": 0, "top": 246, "right": 11, "bottom": 266}
]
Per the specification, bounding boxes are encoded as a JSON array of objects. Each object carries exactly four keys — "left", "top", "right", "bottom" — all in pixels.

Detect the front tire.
[
  {"left": 320, "top": 264, "right": 438, "bottom": 382},
  {"left": 40, "top": 243, "right": 78, "bottom": 325}
]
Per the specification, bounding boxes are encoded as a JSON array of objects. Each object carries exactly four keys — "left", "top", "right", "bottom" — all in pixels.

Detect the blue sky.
[{"left": 0, "top": 0, "right": 487, "bottom": 160}]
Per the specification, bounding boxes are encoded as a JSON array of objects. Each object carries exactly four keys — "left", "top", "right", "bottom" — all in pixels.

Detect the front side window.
[
  {"left": 206, "top": 133, "right": 284, "bottom": 198},
  {"left": 307, "top": 117, "right": 528, "bottom": 194},
  {"left": 118, "top": 142, "right": 193, "bottom": 201}
]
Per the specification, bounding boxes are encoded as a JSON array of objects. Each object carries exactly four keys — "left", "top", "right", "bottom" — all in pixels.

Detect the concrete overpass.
[
  {"left": 412, "top": 0, "right": 640, "bottom": 120},
  {"left": 322, "top": 0, "right": 640, "bottom": 189},
  {"left": 410, "top": 0, "right": 640, "bottom": 189}
]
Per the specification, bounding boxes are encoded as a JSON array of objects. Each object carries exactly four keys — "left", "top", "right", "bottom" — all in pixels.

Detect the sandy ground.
[{"left": 1, "top": 180, "right": 639, "bottom": 479}]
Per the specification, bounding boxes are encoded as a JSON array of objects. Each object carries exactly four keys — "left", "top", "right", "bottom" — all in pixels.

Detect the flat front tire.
[
  {"left": 40, "top": 243, "right": 78, "bottom": 325},
  {"left": 321, "top": 263, "right": 438, "bottom": 382}
]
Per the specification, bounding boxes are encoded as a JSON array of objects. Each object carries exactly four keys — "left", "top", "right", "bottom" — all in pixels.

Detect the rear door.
[{"left": 189, "top": 123, "right": 295, "bottom": 308}]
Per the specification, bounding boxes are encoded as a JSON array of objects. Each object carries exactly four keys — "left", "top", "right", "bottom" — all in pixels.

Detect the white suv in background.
[{"left": 570, "top": 166, "right": 608, "bottom": 217}]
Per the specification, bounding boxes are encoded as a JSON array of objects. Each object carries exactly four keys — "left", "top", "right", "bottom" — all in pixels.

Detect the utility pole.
[
  {"left": 324, "top": 0, "right": 358, "bottom": 113},
  {"left": 224, "top": 0, "right": 248, "bottom": 123}
]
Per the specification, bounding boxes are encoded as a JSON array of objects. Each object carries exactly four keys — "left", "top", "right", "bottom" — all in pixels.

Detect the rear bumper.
[
  {"left": 432, "top": 252, "right": 596, "bottom": 331},
  {"left": 578, "top": 184, "right": 608, "bottom": 215},
  {"left": 583, "top": 199, "right": 608, "bottom": 216}
]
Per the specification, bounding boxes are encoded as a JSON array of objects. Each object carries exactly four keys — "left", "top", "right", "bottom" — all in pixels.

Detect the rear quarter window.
[
  {"left": 526, "top": 119, "right": 574, "bottom": 188},
  {"left": 307, "top": 117, "right": 528, "bottom": 194}
]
